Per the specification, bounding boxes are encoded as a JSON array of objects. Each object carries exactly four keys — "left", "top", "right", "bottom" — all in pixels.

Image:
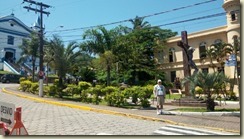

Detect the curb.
[
  {"left": 169, "top": 111, "right": 240, "bottom": 116},
  {"left": 1, "top": 88, "right": 240, "bottom": 134}
]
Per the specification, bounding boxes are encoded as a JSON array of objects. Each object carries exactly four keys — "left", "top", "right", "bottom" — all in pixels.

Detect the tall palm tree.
[
  {"left": 129, "top": 16, "right": 150, "bottom": 30},
  {"left": 18, "top": 32, "right": 39, "bottom": 81},
  {"left": 82, "top": 26, "right": 120, "bottom": 86}
]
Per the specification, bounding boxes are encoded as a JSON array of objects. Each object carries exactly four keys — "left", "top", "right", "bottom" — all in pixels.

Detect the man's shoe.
[{"left": 157, "top": 111, "right": 160, "bottom": 115}]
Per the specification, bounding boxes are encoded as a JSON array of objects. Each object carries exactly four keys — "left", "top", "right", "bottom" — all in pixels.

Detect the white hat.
[{"left": 157, "top": 79, "right": 162, "bottom": 83}]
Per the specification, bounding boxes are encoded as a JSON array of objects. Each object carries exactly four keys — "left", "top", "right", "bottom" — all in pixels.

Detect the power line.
[
  {"left": 156, "top": 12, "right": 226, "bottom": 27},
  {"left": 46, "top": 0, "right": 218, "bottom": 33}
]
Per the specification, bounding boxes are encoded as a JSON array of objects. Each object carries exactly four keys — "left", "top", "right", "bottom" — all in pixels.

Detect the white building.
[{"left": 0, "top": 14, "right": 44, "bottom": 75}]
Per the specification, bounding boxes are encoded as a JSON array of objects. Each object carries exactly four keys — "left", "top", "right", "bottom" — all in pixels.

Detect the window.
[
  {"left": 169, "top": 48, "right": 175, "bottom": 63},
  {"left": 214, "top": 39, "right": 222, "bottom": 45},
  {"left": 170, "top": 71, "right": 176, "bottom": 82},
  {"left": 230, "top": 11, "right": 236, "bottom": 21},
  {"left": 7, "top": 36, "right": 14, "bottom": 45},
  {"left": 201, "top": 68, "right": 209, "bottom": 73},
  {"left": 199, "top": 42, "right": 206, "bottom": 58}
]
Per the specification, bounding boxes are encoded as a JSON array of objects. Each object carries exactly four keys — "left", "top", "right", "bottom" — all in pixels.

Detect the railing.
[{"left": 3, "top": 61, "right": 20, "bottom": 74}]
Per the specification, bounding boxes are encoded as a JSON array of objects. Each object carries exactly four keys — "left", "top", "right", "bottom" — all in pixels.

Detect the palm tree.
[
  {"left": 129, "top": 16, "right": 150, "bottom": 30},
  {"left": 18, "top": 32, "right": 39, "bottom": 81},
  {"left": 200, "top": 47, "right": 216, "bottom": 72},
  {"left": 82, "top": 26, "right": 120, "bottom": 86},
  {"left": 210, "top": 42, "right": 233, "bottom": 71},
  {"left": 47, "top": 35, "right": 81, "bottom": 97},
  {"left": 182, "top": 72, "right": 230, "bottom": 111}
]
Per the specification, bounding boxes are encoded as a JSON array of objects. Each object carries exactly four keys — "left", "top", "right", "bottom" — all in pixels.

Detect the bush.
[
  {"left": 30, "top": 82, "right": 39, "bottom": 94},
  {"left": 62, "top": 84, "right": 79, "bottom": 97},
  {"left": 81, "top": 89, "right": 91, "bottom": 103},
  {"left": 104, "top": 91, "right": 126, "bottom": 107},
  {"left": 195, "top": 86, "right": 203, "bottom": 94},
  {"left": 19, "top": 80, "right": 32, "bottom": 92},
  {"left": 48, "top": 85, "right": 58, "bottom": 96},
  {"left": 19, "top": 77, "right": 27, "bottom": 83},
  {"left": 225, "top": 91, "right": 238, "bottom": 101},
  {"left": 78, "top": 81, "right": 92, "bottom": 96}
]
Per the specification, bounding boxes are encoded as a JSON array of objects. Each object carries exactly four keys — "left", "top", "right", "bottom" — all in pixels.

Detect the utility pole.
[{"left": 23, "top": 0, "right": 51, "bottom": 97}]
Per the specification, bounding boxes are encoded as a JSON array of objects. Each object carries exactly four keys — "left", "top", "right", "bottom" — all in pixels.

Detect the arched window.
[
  {"left": 214, "top": 39, "right": 222, "bottom": 45},
  {"left": 230, "top": 11, "right": 236, "bottom": 21},
  {"left": 169, "top": 48, "right": 175, "bottom": 62},
  {"left": 199, "top": 42, "right": 206, "bottom": 58}
]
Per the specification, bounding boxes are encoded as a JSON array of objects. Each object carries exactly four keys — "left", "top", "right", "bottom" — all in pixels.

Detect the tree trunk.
[
  {"left": 32, "top": 57, "right": 35, "bottom": 82},
  {"left": 206, "top": 90, "right": 215, "bottom": 111},
  {"left": 58, "top": 76, "right": 63, "bottom": 98},
  {"left": 106, "top": 65, "right": 111, "bottom": 86}
]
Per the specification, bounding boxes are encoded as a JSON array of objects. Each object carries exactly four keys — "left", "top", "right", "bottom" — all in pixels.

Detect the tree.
[
  {"left": 47, "top": 35, "right": 82, "bottom": 97},
  {"left": 210, "top": 41, "right": 233, "bottom": 71},
  {"left": 129, "top": 16, "right": 150, "bottom": 30},
  {"left": 182, "top": 72, "right": 230, "bottom": 111},
  {"left": 18, "top": 32, "right": 39, "bottom": 81},
  {"left": 82, "top": 26, "right": 122, "bottom": 86},
  {"left": 200, "top": 47, "right": 216, "bottom": 72},
  {"left": 115, "top": 18, "right": 177, "bottom": 85}
]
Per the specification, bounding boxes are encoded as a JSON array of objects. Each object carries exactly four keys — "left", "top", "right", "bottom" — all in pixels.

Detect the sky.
[{"left": 0, "top": 0, "right": 232, "bottom": 44}]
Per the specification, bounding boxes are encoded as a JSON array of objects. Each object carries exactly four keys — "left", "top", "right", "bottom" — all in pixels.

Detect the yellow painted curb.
[{"left": 1, "top": 88, "right": 240, "bottom": 134}]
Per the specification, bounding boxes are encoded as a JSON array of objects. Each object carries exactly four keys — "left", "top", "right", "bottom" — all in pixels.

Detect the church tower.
[
  {"left": 222, "top": 0, "right": 240, "bottom": 95},
  {"left": 222, "top": 0, "right": 240, "bottom": 44}
]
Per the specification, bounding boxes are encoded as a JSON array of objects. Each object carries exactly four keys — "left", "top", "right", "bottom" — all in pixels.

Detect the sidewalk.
[{"left": 2, "top": 87, "right": 241, "bottom": 134}]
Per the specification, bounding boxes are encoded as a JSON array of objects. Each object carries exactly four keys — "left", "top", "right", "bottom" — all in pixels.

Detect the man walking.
[{"left": 153, "top": 79, "right": 166, "bottom": 115}]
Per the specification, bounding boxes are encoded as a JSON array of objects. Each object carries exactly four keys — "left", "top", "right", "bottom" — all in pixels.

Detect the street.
[{"left": 0, "top": 83, "right": 238, "bottom": 135}]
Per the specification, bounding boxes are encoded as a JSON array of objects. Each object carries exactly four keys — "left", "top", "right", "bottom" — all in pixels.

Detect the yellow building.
[{"left": 156, "top": 0, "right": 240, "bottom": 96}]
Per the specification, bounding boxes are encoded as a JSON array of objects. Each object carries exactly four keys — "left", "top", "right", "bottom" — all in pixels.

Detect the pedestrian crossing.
[{"left": 152, "top": 125, "right": 236, "bottom": 135}]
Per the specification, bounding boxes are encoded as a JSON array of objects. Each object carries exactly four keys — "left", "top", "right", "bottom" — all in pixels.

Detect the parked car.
[{"left": 0, "top": 73, "right": 25, "bottom": 83}]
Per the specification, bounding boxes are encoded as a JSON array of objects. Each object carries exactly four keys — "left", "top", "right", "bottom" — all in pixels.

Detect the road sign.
[
  {"left": 0, "top": 101, "right": 15, "bottom": 127},
  {"left": 225, "top": 54, "right": 237, "bottom": 66}
]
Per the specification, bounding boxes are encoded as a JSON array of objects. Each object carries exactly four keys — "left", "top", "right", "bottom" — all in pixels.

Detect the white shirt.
[{"left": 154, "top": 84, "right": 165, "bottom": 96}]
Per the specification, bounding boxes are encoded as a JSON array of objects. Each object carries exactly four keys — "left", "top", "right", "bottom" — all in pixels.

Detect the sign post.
[{"left": 0, "top": 101, "right": 15, "bottom": 127}]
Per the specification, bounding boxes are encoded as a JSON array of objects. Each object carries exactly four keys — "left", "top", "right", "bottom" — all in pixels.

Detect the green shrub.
[
  {"left": 195, "top": 86, "right": 203, "bottom": 94},
  {"left": 78, "top": 81, "right": 92, "bottom": 96},
  {"left": 30, "top": 82, "right": 39, "bottom": 94},
  {"left": 104, "top": 91, "right": 126, "bottom": 107},
  {"left": 62, "top": 84, "right": 79, "bottom": 97},
  {"left": 225, "top": 91, "right": 238, "bottom": 101},
  {"left": 19, "top": 77, "right": 27, "bottom": 83},
  {"left": 19, "top": 80, "right": 32, "bottom": 92},
  {"left": 90, "top": 86, "right": 103, "bottom": 105},
  {"left": 48, "top": 85, "right": 58, "bottom": 96}
]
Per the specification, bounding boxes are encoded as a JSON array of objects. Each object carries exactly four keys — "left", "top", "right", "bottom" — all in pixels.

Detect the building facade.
[
  {"left": 156, "top": 0, "right": 240, "bottom": 95},
  {"left": 0, "top": 13, "right": 33, "bottom": 71}
]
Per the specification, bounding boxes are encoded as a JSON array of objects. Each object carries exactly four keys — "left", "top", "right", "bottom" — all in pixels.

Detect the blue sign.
[{"left": 225, "top": 54, "right": 237, "bottom": 66}]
